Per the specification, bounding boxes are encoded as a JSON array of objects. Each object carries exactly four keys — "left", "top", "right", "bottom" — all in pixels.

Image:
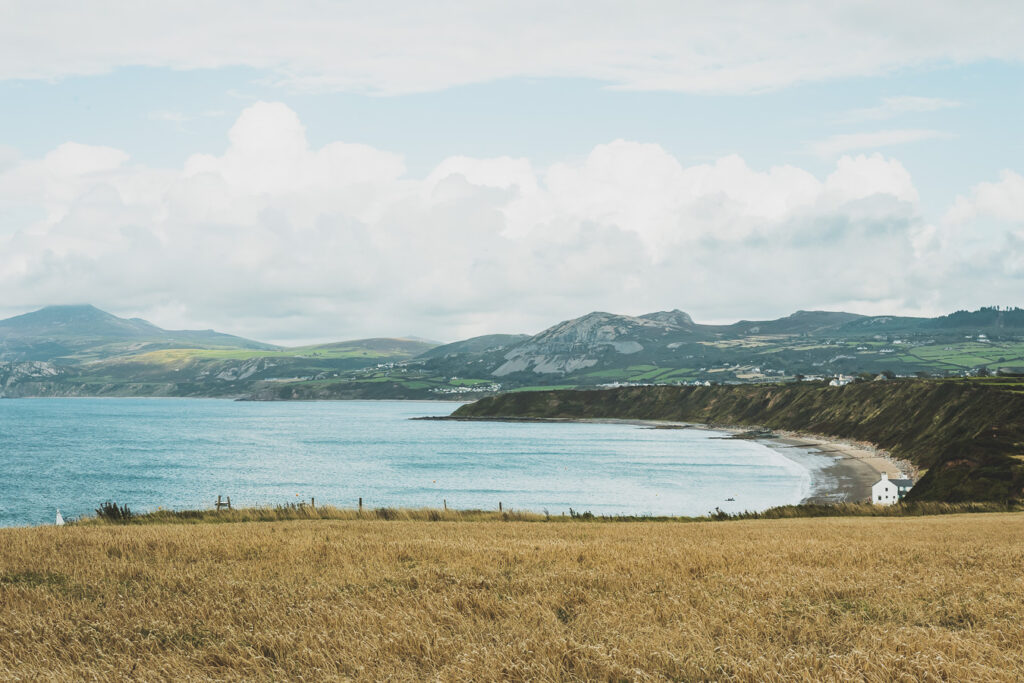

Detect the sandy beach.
[
  {"left": 761, "top": 432, "right": 913, "bottom": 504},
  {"left": 676, "top": 423, "right": 912, "bottom": 504},
  {"left": 642, "top": 420, "right": 913, "bottom": 503},
  {"left": 436, "top": 415, "right": 912, "bottom": 504}
]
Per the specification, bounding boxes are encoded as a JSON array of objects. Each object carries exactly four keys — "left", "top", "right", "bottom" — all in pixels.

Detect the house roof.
[{"left": 873, "top": 477, "right": 914, "bottom": 489}]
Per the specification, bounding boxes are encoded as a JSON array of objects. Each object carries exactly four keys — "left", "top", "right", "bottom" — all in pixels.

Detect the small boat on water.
[{"left": 55, "top": 509, "right": 64, "bottom": 526}]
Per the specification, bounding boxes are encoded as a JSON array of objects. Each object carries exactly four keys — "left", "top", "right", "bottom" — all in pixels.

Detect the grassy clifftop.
[{"left": 453, "top": 381, "right": 1024, "bottom": 504}]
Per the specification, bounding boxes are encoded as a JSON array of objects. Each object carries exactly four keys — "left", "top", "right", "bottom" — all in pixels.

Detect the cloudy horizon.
[{"left": 2, "top": 2, "right": 1022, "bottom": 345}]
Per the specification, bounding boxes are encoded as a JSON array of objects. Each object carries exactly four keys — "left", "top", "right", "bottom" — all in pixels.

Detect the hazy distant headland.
[{"left": 2, "top": 304, "right": 1023, "bottom": 400}]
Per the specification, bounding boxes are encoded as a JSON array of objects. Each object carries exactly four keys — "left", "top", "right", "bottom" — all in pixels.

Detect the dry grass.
[
  {"left": 2, "top": 514, "right": 1023, "bottom": 681},
  {"left": 78, "top": 503, "right": 548, "bottom": 526},
  {"left": 74, "top": 500, "right": 1016, "bottom": 527}
]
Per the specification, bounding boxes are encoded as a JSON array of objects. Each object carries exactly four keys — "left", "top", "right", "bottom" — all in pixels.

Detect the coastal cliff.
[{"left": 453, "top": 381, "right": 1024, "bottom": 504}]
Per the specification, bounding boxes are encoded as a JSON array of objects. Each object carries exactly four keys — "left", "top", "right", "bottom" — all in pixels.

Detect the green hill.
[
  {"left": 417, "top": 334, "right": 529, "bottom": 359},
  {"left": 295, "top": 338, "right": 438, "bottom": 358},
  {"left": 4, "top": 304, "right": 1024, "bottom": 399},
  {"left": 0, "top": 305, "right": 277, "bottom": 362},
  {"left": 407, "top": 306, "right": 1024, "bottom": 391},
  {"left": 0, "top": 306, "right": 446, "bottom": 397}
]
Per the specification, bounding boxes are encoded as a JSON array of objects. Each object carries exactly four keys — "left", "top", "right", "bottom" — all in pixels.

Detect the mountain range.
[{"left": 1, "top": 304, "right": 1022, "bottom": 399}]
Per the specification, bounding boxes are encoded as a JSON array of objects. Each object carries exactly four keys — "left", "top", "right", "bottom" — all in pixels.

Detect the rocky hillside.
[
  {"left": 3, "top": 304, "right": 1024, "bottom": 398},
  {"left": 0, "top": 361, "right": 63, "bottom": 395},
  {"left": 452, "top": 380, "right": 1024, "bottom": 504},
  {"left": 413, "top": 306, "right": 1024, "bottom": 389},
  {"left": 491, "top": 310, "right": 706, "bottom": 376}
]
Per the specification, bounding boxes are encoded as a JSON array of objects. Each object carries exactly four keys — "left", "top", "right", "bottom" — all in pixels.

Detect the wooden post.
[
  {"left": 499, "top": 501, "right": 502, "bottom": 512},
  {"left": 217, "top": 495, "right": 222, "bottom": 509},
  {"left": 358, "top": 497, "right": 363, "bottom": 512},
  {"left": 227, "top": 496, "right": 231, "bottom": 510},
  {"left": 443, "top": 499, "right": 447, "bottom": 511},
  {"left": 311, "top": 497, "right": 315, "bottom": 508}
]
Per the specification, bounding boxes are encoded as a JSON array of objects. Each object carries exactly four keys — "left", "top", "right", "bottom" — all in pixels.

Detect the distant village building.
[
  {"left": 829, "top": 375, "right": 853, "bottom": 387},
  {"left": 871, "top": 472, "right": 913, "bottom": 505}
]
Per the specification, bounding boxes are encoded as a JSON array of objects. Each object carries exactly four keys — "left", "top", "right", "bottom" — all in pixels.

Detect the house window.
[{"left": 877, "top": 496, "right": 882, "bottom": 501}]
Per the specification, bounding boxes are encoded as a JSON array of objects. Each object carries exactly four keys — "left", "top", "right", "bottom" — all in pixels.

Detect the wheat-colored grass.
[
  {"left": 2, "top": 513, "right": 1023, "bottom": 681},
  {"left": 77, "top": 500, "right": 1013, "bottom": 526}
]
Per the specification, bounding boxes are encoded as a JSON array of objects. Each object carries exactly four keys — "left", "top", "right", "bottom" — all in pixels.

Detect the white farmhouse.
[{"left": 871, "top": 472, "right": 913, "bottom": 505}]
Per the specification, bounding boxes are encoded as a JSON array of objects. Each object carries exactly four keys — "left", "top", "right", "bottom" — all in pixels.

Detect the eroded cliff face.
[
  {"left": 0, "top": 361, "right": 63, "bottom": 397},
  {"left": 0, "top": 357, "right": 277, "bottom": 398},
  {"left": 492, "top": 311, "right": 695, "bottom": 376},
  {"left": 453, "top": 381, "right": 1024, "bottom": 504},
  {"left": 210, "top": 358, "right": 277, "bottom": 382}
]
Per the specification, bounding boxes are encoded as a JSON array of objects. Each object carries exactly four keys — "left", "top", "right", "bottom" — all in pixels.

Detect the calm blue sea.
[{"left": 0, "top": 399, "right": 813, "bottom": 526}]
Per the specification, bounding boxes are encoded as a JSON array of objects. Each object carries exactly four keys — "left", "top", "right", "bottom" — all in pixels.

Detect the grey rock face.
[
  {"left": 0, "top": 361, "right": 62, "bottom": 396},
  {"left": 214, "top": 358, "right": 277, "bottom": 381},
  {"left": 491, "top": 311, "right": 690, "bottom": 376}
]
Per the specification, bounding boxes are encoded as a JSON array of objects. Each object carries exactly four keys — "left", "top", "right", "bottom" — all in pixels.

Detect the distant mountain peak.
[
  {"left": 536, "top": 311, "right": 662, "bottom": 338},
  {"left": 0, "top": 304, "right": 276, "bottom": 362},
  {"left": 639, "top": 309, "right": 694, "bottom": 328},
  {"left": 788, "top": 309, "right": 854, "bottom": 318},
  {"left": 36, "top": 304, "right": 109, "bottom": 317},
  {"left": 1, "top": 304, "right": 148, "bottom": 332}
]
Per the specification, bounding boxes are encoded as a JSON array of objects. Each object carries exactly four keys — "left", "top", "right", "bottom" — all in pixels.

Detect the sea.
[{"left": 0, "top": 398, "right": 824, "bottom": 527}]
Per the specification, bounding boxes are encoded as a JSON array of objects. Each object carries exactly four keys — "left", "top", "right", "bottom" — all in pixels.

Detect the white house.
[{"left": 871, "top": 472, "right": 914, "bottom": 505}]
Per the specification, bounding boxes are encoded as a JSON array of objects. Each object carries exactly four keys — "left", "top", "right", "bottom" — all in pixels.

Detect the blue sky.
[
  {"left": 3, "top": 62, "right": 1020, "bottom": 217},
  {"left": 1, "top": 3, "right": 1023, "bottom": 343}
]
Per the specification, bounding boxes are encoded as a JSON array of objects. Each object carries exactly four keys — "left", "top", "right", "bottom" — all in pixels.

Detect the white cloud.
[
  {"left": 811, "top": 129, "right": 950, "bottom": 157},
  {"left": 43, "top": 143, "right": 130, "bottom": 176},
  {"left": 0, "top": 103, "right": 1015, "bottom": 343},
  {"left": 944, "top": 170, "right": 1024, "bottom": 225},
  {"left": 839, "top": 96, "right": 961, "bottom": 123},
  {"left": 899, "top": 170, "right": 1024, "bottom": 310},
  {"left": 2, "top": 2, "right": 1024, "bottom": 94},
  {"left": 824, "top": 154, "right": 919, "bottom": 204}
]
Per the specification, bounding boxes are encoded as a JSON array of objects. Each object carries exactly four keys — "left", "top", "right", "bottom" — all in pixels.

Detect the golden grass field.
[{"left": 2, "top": 513, "right": 1023, "bottom": 681}]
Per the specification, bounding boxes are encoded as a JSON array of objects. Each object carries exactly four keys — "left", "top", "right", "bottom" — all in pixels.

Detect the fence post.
[
  {"left": 358, "top": 497, "right": 363, "bottom": 512},
  {"left": 443, "top": 499, "right": 447, "bottom": 511},
  {"left": 499, "top": 501, "right": 502, "bottom": 512},
  {"left": 311, "top": 497, "right": 315, "bottom": 508},
  {"left": 227, "top": 496, "right": 231, "bottom": 510}
]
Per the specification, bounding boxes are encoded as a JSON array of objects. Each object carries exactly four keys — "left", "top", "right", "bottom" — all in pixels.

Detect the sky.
[{"left": 1, "top": 2, "right": 1023, "bottom": 344}]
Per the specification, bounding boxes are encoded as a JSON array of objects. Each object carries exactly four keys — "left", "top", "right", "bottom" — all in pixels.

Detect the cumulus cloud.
[
  {"left": 0, "top": 102, "right": 1013, "bottom": 343},
  {"left": 2, "top": 2, "right": 1024, "bottom": 94},
  {"left": 944, "top": 170, "right": 1024, "bottom": 225},
  {"left": 899, "top": 170, "right": 1024, "bottom": 311}
]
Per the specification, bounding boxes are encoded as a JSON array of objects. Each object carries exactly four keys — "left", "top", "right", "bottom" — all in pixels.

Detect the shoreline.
[
  {"left": 764, "top": 432, "right": 912, "bottom": 504},
  {"left": 428, "top": 415, "right": 912, "bottom": 504}
]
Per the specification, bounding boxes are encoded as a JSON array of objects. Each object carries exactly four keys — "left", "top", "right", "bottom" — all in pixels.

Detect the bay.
[{"left": 0, "top": 398, "right": 812, "bottom": 526}]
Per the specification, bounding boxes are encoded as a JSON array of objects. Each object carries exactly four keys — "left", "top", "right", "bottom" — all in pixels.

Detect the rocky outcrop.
[
  {"left": 210, "top": 358, "right": 277, "bottom": 381},
  {"left": 0, "top": 361, "right": 62, "bottom": 396},
  {"left": 492, "top": 311, "right": 694, "bottom": 377}
]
